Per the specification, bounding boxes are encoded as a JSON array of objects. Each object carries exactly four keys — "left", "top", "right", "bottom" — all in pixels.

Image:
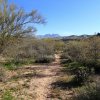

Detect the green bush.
[
  {"left": 2, "top": 58, "right": 36, "bottom": 70},
  {"left": 60, "top": 58, "right": 72, "bottom": 64},
  {"left": 3, "top": 61, "right": 21, "bottom": 70},
  {"left": 66, "top": 62, "right": 90, "bottom": 84},
  {"left": 2, "top": 90, "right": 14, "bottom": 100},
  {"left": 60, "top": 53, "right": 69, "bottom": 59},
  {"left": 83, "top": 60, "right": 100, "bottom": 74}
]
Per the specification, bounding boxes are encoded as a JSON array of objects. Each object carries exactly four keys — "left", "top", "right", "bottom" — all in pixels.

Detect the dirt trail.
[
  {"left": 31, "top": 54, "right": 61, "bottom": 100},
  {"left": 0, "top": 54, "right": 73, "bottom": 100}
]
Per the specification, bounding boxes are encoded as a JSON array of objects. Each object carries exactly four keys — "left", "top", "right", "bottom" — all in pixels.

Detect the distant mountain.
[
  {"left": 37, "top": 34, "right": 61, "bottom": 39},
  {"left": 36, "top": 34, "right": 92, "bottom": 40},
  {"left": 62, "top": 35, "right": 91, "bottom": 41}
]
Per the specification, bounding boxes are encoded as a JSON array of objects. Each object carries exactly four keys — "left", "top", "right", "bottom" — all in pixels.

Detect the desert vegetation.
[
  {"left": 0, "top": 0, "right": 100, "bottom": 100},
  {"left": 53, "top": 35, "right": 100, "bottom": 100}
]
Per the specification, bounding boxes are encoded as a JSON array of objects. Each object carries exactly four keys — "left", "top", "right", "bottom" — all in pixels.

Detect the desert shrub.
[
  {"left": 35, "top": 55, "right": 54, "bottom": 63},
  {"left": 60, "top": 51, "right": 72, "bottom": 64},
  {"left": 60, "top": 53, "right": 69, "bottom": 59},
  {"left": 60, "top": 58, "right": 72, "bottom": 64},
  {"left": 64, "top": 41, "right": 84, "bottom": 62},
  {"left": 83, "top": 60, "right": 100, "bottom": 73},
  {"left": 3, "top": 62, "right": 18, "bottom": 70},
  {"left": 63, "top": 36, "right": 100, "bottom": 74},
  {"left": 3, "top": 57, "right": 35, "bottom": 70},
  {"left": 3, "top": 60, "right": 23, "bottom": 70},
  {"left": 66, "top": 62, "right": 91, "bottom": 84},
  {"left": 54, "top": 40, "right": 65, "bottom": 52},
  {"left": 60, "top": 59, "right": 69, "bottom": 64},
  {"left": 73, "top": 81, "right": 100, "bottom": 100},
  {"left": 2, "top": 38, "right": 55, "bottom": 64},
  {"left": 32, "top": 40, "right": 55, "bottom": 63},
  {"left": 94, "top": 61, "right": 100, "bottom": 73}
]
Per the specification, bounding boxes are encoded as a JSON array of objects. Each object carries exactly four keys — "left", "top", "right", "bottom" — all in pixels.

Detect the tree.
[
  {"left": 97, "top": 33, "right": 100, "bottom": 36},
  {"left": 0, "top": 0, "right": 45, "bottom": 54}
]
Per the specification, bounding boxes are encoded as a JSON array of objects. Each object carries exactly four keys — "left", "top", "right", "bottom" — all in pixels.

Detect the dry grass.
[
  {"left": 0, "top": 65, "right": 38, "bottom": 100},
  {"left": 49, "top": 75, "right": 75, "bottom": 100}
]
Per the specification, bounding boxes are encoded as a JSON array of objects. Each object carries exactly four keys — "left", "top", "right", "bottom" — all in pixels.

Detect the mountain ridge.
[{"left": 36, "top": 34, "right": 92, "bottom": 39}]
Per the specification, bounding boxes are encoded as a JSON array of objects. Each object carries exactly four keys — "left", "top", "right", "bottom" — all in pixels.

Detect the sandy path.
[{"left": 30, "top": 54, "right": 61, "bottom": 100}]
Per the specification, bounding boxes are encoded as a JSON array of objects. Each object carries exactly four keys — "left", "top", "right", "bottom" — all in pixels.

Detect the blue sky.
[{"left": 9, "top": 0, "right": 100, "bottom": 36}]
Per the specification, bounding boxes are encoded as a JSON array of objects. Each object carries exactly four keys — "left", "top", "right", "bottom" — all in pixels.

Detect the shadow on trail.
[
  {"left": 51, "top": 80, "right": 82, "bottom": 90},
  {"left": 18, "top": 66, "right": 49, "bottom": 70},
  {"left": 11, "top": 72, "right": 57, "bottom": 80}
]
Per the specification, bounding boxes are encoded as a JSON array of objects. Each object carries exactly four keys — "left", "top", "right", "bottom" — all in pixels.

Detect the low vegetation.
[
  {"left": 57, "top": 35, "right": 100, "bottom": 100},
  {"left": 0, "top": 0, "right": 100, "bottom": 100},
  {"left": 73, "top": 81, "right": 100, "bottom": 100}
]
